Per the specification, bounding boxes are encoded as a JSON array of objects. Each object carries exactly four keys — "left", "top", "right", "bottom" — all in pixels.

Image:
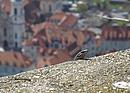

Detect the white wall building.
[
  {"left": 0, "top": 0, "right": 26, "bottom": 50},
  {"left": 0, "top": 9, "right": 13, "bottom": 49},
  {"left": 22, "top": 45, "right": 38, "bottom": 62},
  {"left": 10, "top": 0, "right": 25, "bottom": 50},
  {"left": 40, "top": 0, "right": 63, "bottom": 14}
]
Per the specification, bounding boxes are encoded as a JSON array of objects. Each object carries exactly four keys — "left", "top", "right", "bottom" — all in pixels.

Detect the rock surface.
[{"left": 1, "top": 49, "right": 130, "bottom": 93}]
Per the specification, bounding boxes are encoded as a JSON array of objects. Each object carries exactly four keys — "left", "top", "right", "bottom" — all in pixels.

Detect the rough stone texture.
[{"left": 1, "top": 49, "right": 130, "bottom": 93}]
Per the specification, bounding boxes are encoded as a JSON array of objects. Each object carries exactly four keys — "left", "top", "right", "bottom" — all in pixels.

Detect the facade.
[
  {"left": 83, "top": 26, "right": 130, "bottom": 57},
  {"left": 39, "top": 0, "right": 63, "bottom": 14},
  {"left": 0, "top": 11, "right": 12, "bottom": 49},
  {"left": 22, "top": 45, "right": 38, "bottom": 62},
  {"left": 0, "top": 0, "right": 26, "bottom": 50},
  {"left": 10, "top": 0, "right": 25, "bottom": 50}
]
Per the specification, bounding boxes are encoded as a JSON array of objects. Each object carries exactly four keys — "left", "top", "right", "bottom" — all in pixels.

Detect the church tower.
[{"left": 10, "top": 0, "right": 25, "bottom": 50}]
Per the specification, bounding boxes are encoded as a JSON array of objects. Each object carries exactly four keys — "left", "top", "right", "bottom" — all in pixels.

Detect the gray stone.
[{"left": 1, "top": 49, "right": 130, "bottom": 92}]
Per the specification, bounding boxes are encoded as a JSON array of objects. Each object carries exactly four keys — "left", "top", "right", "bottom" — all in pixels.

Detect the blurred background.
[{"left": 0, "top": 0, "right": 130, "bottom": 76}]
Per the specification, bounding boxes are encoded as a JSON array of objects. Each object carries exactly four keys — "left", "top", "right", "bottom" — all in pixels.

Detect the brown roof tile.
[
  {"left": 1, "top": 0, "right": 30, "bottom": 15},
  {"left": 101, "top": 25, "right": 130, "bottom": 40},
  {"left": 22, "top": 0, "right": 30, "bottom": 6},
  {"left": 30, "top": 22, "right": 54, "bottom": 33},
  {"left": 36, "top": 49, "right": 71, "bottom": 68},
  {"left": 1, "top": 0, "right": 11, "bottom": 15},
  {"left": 50, "top": 12, "right": 66, "bottom": 21},
  {"left": 59, "top": 14, "right": 77, "bottom": 27},
  {"left": 50, "top": 12, "right": 77, "bottom": 27},
  {"left": 0, "top": 52, "right": 32, "bottom": 68}
]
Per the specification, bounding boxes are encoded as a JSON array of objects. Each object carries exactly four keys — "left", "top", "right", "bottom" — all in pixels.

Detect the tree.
[{"left": 76, "top": 2, "right": 87, "bottom": 15}]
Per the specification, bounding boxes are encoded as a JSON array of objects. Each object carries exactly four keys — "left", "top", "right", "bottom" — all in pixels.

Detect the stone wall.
[{"left": 1, "top": 49, "right": 130, "bottom": 93}]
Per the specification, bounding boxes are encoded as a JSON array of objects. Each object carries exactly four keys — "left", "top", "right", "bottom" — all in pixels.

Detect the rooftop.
[
  {"left": 0, "top": 52, "right": 32, "bottom": 68},
  {"left": 1, "top": 49, "right": 130, "bottom": 92}
]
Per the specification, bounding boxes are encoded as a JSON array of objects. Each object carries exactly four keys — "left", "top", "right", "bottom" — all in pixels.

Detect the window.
[
  {"left": 4, "top": 28, "right": 7, "bottom": 37},
  {"left": 14, "top": 8, "right": 17, "bottom": 15},
  {"left": 15, "top": 33, "right": 18, "bottom": 39},
  {"left": 15, "top": 42, "right": 18, "bottom": 48},
  {"left": 3, "top": 40, "right": 8, "bottom": 48},
  {"left": 49, "top": 5, "right": 52, "bottom": 12},
  {"left": 44, "top": 64, "right": 48, "bottom": 67},
  {"left": 5, "top": 62, "right": 9, "bottom": 66},
  {"left": 54, "top": 43, "right": 59, "bottom": 48}
]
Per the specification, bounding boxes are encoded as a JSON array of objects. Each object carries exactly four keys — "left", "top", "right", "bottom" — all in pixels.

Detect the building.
[
  {"left": 22, "top": 42, "right": 38, "bottom": 62},
  {"left": 0, "top": 51, "right": 32, "bottom": 76},
  {"left": 39, "top": 0, "right": 63, "bottom": 14},
  {"left": 0, "top": 0, "right": 26, "bottom": 50},
  {"left": 10, "top": 0, "right": 26, "bottom": 50},
  {"left": 0, "top": 10, "right": 12, "bottom": 50},
  {"left": 50, "top": 12, "right": 77, "bottom": 28},
  {"left": 82, "top": 25, "right": 130, "bottom": 57},
  {"left": 23, "top": 21, "right": 86, "bottom": 67}
]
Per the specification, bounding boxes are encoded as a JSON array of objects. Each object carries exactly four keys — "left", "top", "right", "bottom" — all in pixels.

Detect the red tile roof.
[
  {"left": 102, "top": 25, "right": 130, "bottom": 40},
  {"left": 1, "top": 0, "right": 30, "bottom": 15},
  {"left": 50, "top": 12, "right": 77, "bottom": 28},
  {"left": 0, "top": 52, "right": 32, "bottom": 68},
  {"left": 59, "top": 14, "right": 77, "bottom": 28},
  {"left": 50, "top": 12, "right": 66, "bottom": 21},
  {"left": 30, "top": 22, "right": 54, "bottom": 33},
  {"left": 36, "top": 49, "right": 71, "bottom": 68},
  {"left": 1, "top": 0, "right": 11, "bottom": 15}
]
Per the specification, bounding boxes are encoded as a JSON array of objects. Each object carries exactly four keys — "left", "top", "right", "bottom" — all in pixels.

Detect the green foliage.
[
  {"left": 114, "top": 20, "right": 127, "bottom": 26},
  {"left": 76, "top": 3, "right": 87, "bottom": 14}
]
